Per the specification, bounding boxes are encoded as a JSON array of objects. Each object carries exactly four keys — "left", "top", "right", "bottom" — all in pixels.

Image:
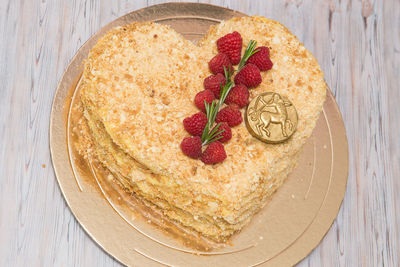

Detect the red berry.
[
  {"left": 225, "top": 84, "right": 249, "bottom": 108},
  {"left": 200, "top": 142, "right": 227, "bottom": 164},
  {"left": 215, "top": 122, "right": 232, "bottom": 143},
  {"left": 194, "top": 89, "right": 215, "bottom": 112},
  {"left": 203, "top": 73, "right": 226, "bottom": 99},
  {"left": 216, "top": 31, "right": 242, "bottom": 65},
  {"left": 183, "top": 112, "right": 207, "bottom": 136},
  {"left": 216, "top": 105, "right": 242, "bottom": 127},
  {"left": 234, "top": 64, "right": 262, "bottom": 88},
  {"left": 181, "top": 136, "right": 203, "bottom": 159},
  {"left": 208, "top": 53, "right": 232, "bottom": 75},
  {"left": 247, "top": 46, "right": 273, "bottom": 71}
]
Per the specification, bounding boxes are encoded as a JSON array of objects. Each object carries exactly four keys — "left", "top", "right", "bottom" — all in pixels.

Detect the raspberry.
[
  {"left": 234, "top": 63, "right": 262, "bottom": 88},
  {"left": 247, "top": 46, "right": 273, "bottom": 71},
  {"left": 216, "top": 105, "right": 242, "bottom": 127},
  {"left": 183, "top": 112, "right": 207, "bottom": 136},
  {"left": 203, "top": 73, "right": 226, "bottom": 99},
  {"left": 215, "top": 122, "right": 232, "bottom": 143},
  {"left": 200, "top": 142, "right": 227, "bottom": 164},
  {"left": 225, "top": 84, "right": 249, "bottom": 108},
  {"left": 194, "top": 89, "right": 215, "bottom": 112},
  {"left": 216, "top": 31, "right": 242, "bottom": 65},
  {"left": 208, "top": 53, "right": 231, "bottom": 75},
  {"left": 180, "top": 136, "right": 202, "bottom": 159}
]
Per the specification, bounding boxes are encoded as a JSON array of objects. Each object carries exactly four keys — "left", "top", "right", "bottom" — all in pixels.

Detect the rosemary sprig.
[
  {"left": 237, "top": 40, "right": 260, "bottom": 71},
  {"left": 201, "top": 81, "right": 234, "bottom": 146},
  {"left": 201, "top": 101, "right": 223, "bottom": 145},
  {"left": 218, "top": 80, "right": 234, "bottom": 109},
  {"left": 200, "top": 40, "right": 258, "bottom": 146},
  {"left": 223, "top": 65, "right": 234, "bottom": 82}
]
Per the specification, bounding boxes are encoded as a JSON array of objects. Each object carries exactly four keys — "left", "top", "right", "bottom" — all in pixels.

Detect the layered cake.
[{"left": 77, "top": 16, "right": 326, "bottom": 242}]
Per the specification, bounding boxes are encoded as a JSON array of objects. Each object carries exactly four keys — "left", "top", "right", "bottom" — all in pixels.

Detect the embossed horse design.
[{"left": 248, "top": 93, "right": 294, "bottom": 137}]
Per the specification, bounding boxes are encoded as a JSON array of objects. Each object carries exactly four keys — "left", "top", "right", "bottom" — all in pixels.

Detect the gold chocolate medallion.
[{"left": 246, "top": 92, "right": 298, "bottom": 143}]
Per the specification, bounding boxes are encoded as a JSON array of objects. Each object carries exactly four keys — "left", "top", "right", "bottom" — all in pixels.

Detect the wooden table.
[{"left": 0, "top": 1, "right": 398, "bottom": 266}]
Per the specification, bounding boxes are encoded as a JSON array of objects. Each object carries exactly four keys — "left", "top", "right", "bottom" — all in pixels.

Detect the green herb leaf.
[
  {"left": 218, "top": 81, "right": 234, "bottom": 108},
  {"left": 238, "top": 40, "right": 260, "bottom": 71},
  {"left": 200, "top": 82, "right": 233, "bottom": 146},
  {"left": 223, "top": 65, "right": 234, "bottom": 82}
]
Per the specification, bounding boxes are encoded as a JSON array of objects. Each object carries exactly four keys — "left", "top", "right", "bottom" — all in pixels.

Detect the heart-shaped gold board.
[{"left": 50, "top": 3, "right": 348, "bottom": 266}]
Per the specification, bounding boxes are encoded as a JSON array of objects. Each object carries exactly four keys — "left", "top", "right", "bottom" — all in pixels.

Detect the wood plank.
[{"left": 0, "top": 0, "right": 398, "bottom": 266}]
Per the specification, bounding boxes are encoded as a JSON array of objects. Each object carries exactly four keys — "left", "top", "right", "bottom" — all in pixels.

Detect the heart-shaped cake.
[{"left": 78, "top": 16, "right": 326, "bottom": 242}]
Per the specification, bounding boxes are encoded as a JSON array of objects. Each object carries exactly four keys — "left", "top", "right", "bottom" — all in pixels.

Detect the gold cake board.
[{"left": 50, "top": 3, "right": 348, "bottom": 266}]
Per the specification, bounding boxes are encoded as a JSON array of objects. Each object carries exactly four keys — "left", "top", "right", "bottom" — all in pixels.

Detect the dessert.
[{"left": 77, "top": 16, "right": 326, "bottom": 242}]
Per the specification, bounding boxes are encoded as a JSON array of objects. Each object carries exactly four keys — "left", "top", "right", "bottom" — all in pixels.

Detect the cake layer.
[
  {"left": 82, "top": 107, "right": 299, "bottom": 231},
  {"left": 78, "top": 111, "right": 299, "bottom": 241}
]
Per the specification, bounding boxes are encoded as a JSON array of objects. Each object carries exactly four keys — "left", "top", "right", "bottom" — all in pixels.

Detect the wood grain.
[{"left": 0, "top": 0, "right": 398, "bottom": 266}]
